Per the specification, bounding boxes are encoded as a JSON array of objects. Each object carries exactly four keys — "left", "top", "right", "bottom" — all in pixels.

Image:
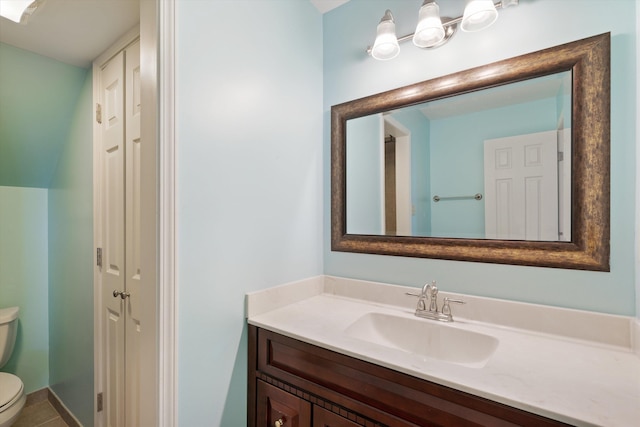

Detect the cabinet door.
[
  {"left": 257, "top": 380, "right": 311, "bottom": 427},
  {"left": 313, "top": 406, "right": 361, "bottom": 427}
]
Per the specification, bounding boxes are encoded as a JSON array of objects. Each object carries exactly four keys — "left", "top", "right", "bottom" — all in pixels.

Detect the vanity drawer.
[
  {"left": 257, "top": 380, "right": 311, "bottom": 427},
  {"left": 252, "top": 326, "right": 570, "bottom": 427}
]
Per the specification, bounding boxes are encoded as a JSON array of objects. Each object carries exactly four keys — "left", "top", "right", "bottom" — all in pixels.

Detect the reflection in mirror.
[
  {"left": 346, "top": 71, "right": 572, "bottom": 242},
  {"left": 332, "top": 33, "right": 610, "bottom": 271}
]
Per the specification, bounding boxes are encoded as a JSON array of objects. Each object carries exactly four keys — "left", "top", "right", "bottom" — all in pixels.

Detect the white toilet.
[{"left": 0, "top": 307, "right": 25, "bottom": 427}]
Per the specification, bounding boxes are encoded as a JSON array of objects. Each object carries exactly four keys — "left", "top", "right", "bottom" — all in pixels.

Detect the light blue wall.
[
  {"left": 176, "top": 0, "right": 323, "bottom": 424},
  {"left": 346, "top": 114, "right": 383, "bottom": 234},
  {"left": 48, "top": 69, "right": 94, "bottom": 427},
  {"left": 0, "top": 186, "right": 49, "bottom": 393},
  {"left": 556, "top": 81, "right": 571, "bottom": 130},
  {"left": 324, "top": 0, "right": 637, "bottom": 315},
  {"left": 0, "top": 40, "right": 91, "bottom": 418},
  {"left": 0, "top": 43, "right": 87, "bottom": 188}
]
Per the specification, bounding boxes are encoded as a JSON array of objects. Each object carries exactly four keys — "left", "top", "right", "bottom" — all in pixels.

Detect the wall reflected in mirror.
[{"left": 346, "top": 71, "right": 571, "bottom": 242}]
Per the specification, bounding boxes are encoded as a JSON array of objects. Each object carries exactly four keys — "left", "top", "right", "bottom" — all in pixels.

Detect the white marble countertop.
[{"left": 247, "top": 276, "right": 640, "bottom": 427}]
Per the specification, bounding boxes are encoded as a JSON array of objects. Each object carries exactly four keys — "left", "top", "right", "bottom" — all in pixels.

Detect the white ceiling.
[
  {"left": 0, "top": 0, "right": 140, "bottom": 68},
  {"left": 0, "top": 0, "right": 348, "bottom": 68},
  {"left": 310, "top": 0, "right": 350, "bottom": 14},
  {"left": 418, "top": 72, "right": 571, "bottom": 120}
]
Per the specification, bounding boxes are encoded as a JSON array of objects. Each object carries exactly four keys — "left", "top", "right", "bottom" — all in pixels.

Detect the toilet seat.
[{"left": 0, "top": 373, "right": 23, "bottom": 411}]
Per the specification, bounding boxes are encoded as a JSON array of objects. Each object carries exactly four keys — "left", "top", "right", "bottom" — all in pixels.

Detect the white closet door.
[
  {"left": 99, "top": 40, "right": 143, "bottom": 427},
  {"left": 100, "top": 50, "right": 126, "bottom": 427},
  {"left": 124, "top": 40, "right": 142, "bottom": 427}
]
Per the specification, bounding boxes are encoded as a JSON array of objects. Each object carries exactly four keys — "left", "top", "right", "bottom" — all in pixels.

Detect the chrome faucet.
[{"left": 407, "top": 281, "right": 466, "bottom": 322}]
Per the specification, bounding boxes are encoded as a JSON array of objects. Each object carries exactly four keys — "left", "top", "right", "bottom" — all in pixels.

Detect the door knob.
[
  {"left": 112, "top": 290, "right": 130, "bottom": 299},
  {"left": 275, "top": 419, "right": 284, "bottom": 427}
]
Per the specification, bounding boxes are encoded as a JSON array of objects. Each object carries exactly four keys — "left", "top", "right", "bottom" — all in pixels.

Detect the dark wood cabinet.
[
  {"left": 313, "top": 406, "right": 362, "bottom": 427},
  {"left": 256, "top": 379, "right": 369, "bottom": 427},
  {"left": 257, "top": 380, "right": 311, "bottom": 427},
  {"left": 248, "top": 325, "right": 570, "bottom": 427}
]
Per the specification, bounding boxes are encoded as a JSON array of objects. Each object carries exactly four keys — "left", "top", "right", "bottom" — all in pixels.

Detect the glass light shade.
[
  {"left": 371, "top": 10, "right": 400, "bottom": 61},
  {"left": 0, "top": 0, "right": 40, "bottom": 24},
  {"left": 461, "top": 0, "right": 498, "bottom": 32},
  {"left": 413, "top": 1, "right": 445, "bottom": 48}
]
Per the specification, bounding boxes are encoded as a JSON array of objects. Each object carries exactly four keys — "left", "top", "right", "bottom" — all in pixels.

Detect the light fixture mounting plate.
[{"left": 420, "top": 17, "right": 457, "bottom": 49}]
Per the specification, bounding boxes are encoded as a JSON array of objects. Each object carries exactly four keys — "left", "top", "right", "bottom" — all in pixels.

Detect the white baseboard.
[{"left": 633, "top": 318, "right": 640, "bottom": 357}]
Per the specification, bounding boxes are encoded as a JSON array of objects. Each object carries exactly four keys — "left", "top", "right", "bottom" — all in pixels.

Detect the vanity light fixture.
[
  {"left": 368, "top": 0, "right": 519, "bottom": 60},
  {"left": 371, "top": 9, "right": 401, "bottom": 60},
  {"left": 0, "top": 0, "right": 44, "bottom": 24}
]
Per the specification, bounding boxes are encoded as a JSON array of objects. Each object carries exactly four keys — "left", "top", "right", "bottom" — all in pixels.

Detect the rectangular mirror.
[{"left": 331, "top": 33, "right": 610, "bottom": 271}]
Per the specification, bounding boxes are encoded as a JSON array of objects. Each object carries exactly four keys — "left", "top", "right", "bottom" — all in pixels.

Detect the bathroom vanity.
[
  {"left": 249, "top": 327, "right": 568, "bottom": 426},
  {"left": 247, "top": 276, "right": 640, "bottom": 427}
]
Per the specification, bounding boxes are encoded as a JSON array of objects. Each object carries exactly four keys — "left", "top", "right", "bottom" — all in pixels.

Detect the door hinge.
[
  {"left": 97, "top": 392, "right": 103, "bottom": 412},
  {"left": 96, "top": 103, "right": 102, "bottom": 124},
  {"left": 97, "top": 248, "right": 102, "bottom": 268},
  {"left": 558, "top": 151, "right": 564, "bottom": 161}
]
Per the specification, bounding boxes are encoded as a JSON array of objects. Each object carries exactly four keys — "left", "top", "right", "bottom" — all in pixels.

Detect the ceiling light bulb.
[
  {"left": 413, "top": 1, "right": 445, "bottom": 48},
  {"left": 371, "top": 10, "right": 400, "bottom": 61},
  {"left": 0, "top": 0, "right": 41, "bottom": 24},
  {"left": 461, "top": 0, "right": 498, "bottom": 32}
]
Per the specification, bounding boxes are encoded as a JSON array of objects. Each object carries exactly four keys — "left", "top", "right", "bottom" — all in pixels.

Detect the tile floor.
[{"left": 12, "top": 399, "right": 69, "bottom": 427}]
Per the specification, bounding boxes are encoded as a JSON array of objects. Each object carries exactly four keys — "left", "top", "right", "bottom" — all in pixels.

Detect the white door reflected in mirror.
[{"left": 484, "top": 130, "right": 569, "bottom": 242}]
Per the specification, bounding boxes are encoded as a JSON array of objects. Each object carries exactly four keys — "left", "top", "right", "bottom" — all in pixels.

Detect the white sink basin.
[{"left": 344, "top": 312, "right": 498, "bottom": 368}]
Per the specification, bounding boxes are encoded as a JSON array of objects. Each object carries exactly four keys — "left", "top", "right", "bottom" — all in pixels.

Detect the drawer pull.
[{"left": 275, "top": 418, "right": 284, "bottom": 427}]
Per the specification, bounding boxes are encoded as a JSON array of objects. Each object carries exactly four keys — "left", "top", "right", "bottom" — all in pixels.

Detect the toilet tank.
[{"left": 0, "top": 307, "right": 19, "bottom": 369}]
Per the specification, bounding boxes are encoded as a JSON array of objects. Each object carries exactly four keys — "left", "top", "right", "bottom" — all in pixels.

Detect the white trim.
[
  {"left": 377, "top": 114, "right": 385, "bottom": 234},
  {"left": 93, "top": 25, "right": 140, "bottom": 69},
  {"left": 384, "top": 116, "right": 412, "bottom": 235},
  {"left": 157, "top": 0, "right": 177, "bottom": 425},
  {"left": 633, "top": 319, "right": 640, "bottom": 357},
  {"left": 636, "top": 0, "right": 640, "bottom": 325},
  {"left": 91, "top": 57, "right": 104, "bottom": 427}
]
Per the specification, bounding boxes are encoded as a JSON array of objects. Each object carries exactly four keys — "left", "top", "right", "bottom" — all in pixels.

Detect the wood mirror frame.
[{"left": 331, "top": 33, "right": 610, "bottom": 271}]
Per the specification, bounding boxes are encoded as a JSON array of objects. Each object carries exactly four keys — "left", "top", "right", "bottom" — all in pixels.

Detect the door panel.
[
  {"left": 124, "top": 40, "right": 142, "bottom": 427},
  {"left": 484, "top": 130, "right": 558, "bottom": 241},
  {"left": 100, "top": 50, "right": 126, "bottom": 427}
]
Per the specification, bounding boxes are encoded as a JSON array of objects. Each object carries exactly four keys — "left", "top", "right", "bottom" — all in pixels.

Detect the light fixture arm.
[{"left": 366, "top": 0, "right": 518, "bottom": 56}]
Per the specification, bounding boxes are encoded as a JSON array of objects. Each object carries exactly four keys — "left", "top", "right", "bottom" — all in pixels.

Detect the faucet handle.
[
  {"left": 442, "top": 297, "right": 466, "bottom": 321},
  {"left": 406, "top": 291, "right": 427, "bottom": 311}
]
